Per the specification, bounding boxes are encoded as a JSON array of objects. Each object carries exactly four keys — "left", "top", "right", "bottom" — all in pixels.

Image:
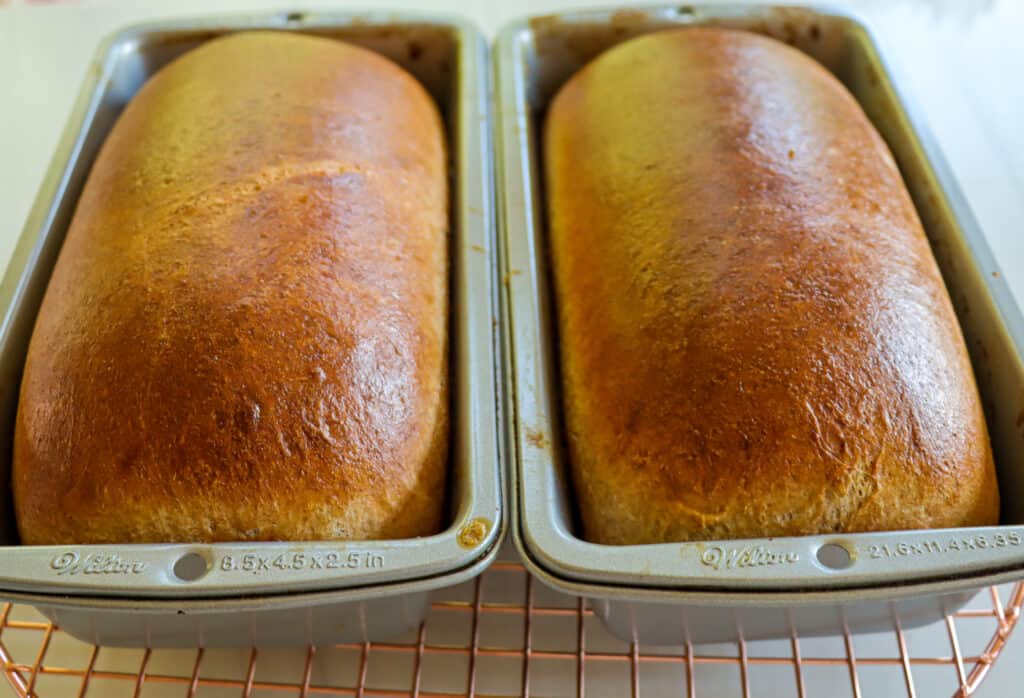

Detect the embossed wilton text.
[
  {"left": 700, "top": 545, "right": 799, "bottom": 571},
  {"left": 50, "top": 552, "right": 147, "bottom": 575}
]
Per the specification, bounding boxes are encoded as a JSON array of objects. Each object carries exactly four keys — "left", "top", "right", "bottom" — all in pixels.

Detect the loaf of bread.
[
  {"left": 544, "top": 28, "right": 999, "bottom": 545},
  {"left": 14, "top": 32, "right": 449, "bottom": 544}
]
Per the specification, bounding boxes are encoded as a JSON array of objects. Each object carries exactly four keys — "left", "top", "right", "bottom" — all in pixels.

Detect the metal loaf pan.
[
  {"left": 0, "top": 11, "right": 502, "bottom": 647},
  {"left": 497, "top": 5, "right": 1024, "bottom": 644}
]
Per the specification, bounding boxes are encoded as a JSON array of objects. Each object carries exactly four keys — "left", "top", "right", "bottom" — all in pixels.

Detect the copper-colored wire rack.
[{"left": 2, "top": 547, "right": 1022, "bottom": 698}]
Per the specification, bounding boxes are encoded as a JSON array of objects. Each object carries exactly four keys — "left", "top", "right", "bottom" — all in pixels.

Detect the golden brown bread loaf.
[
  {"left": 14, "top": 31, "right": 449, "bottom": 544},
  {"left": 544, "top": 28, "right": 999, "bottom": 545}
]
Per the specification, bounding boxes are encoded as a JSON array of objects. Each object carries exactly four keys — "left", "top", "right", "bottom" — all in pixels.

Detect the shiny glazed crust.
[
  {"left": 14, "top": 32, "right": 449, "bottom": 544},
  {"left": 544, "top": 28, "right": 999, "bottom": 545}
]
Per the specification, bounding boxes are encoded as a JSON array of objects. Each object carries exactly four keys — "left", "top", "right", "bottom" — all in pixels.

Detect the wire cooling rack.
[{"left": 1, "top": 545, "right": 1022, "bottom": 698}]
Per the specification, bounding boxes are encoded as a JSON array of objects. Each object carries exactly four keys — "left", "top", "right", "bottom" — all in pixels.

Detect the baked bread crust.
[
  {"left": 14, "top": 32, "right": 449, "bottom": 544},
  {"left": 544, "top": 28, "right": 999, "bottom": 544}
]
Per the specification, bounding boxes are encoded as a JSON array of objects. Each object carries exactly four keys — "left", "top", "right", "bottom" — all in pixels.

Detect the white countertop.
[{"left": 1, "top": 0, "right": 1022, "bottom": 696}]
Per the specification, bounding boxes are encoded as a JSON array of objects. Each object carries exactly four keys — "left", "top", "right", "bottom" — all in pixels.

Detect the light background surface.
[{"left": 1, "top": 0, "right": 1022, "bottom": 695}]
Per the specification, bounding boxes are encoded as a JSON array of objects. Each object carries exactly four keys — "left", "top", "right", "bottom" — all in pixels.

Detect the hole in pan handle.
[
  {"left": 173, "top": 552, "right": 210, "bottom": 582},
  {"left": 817, "top": 542, "right": 855, "bottom": 570}
]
